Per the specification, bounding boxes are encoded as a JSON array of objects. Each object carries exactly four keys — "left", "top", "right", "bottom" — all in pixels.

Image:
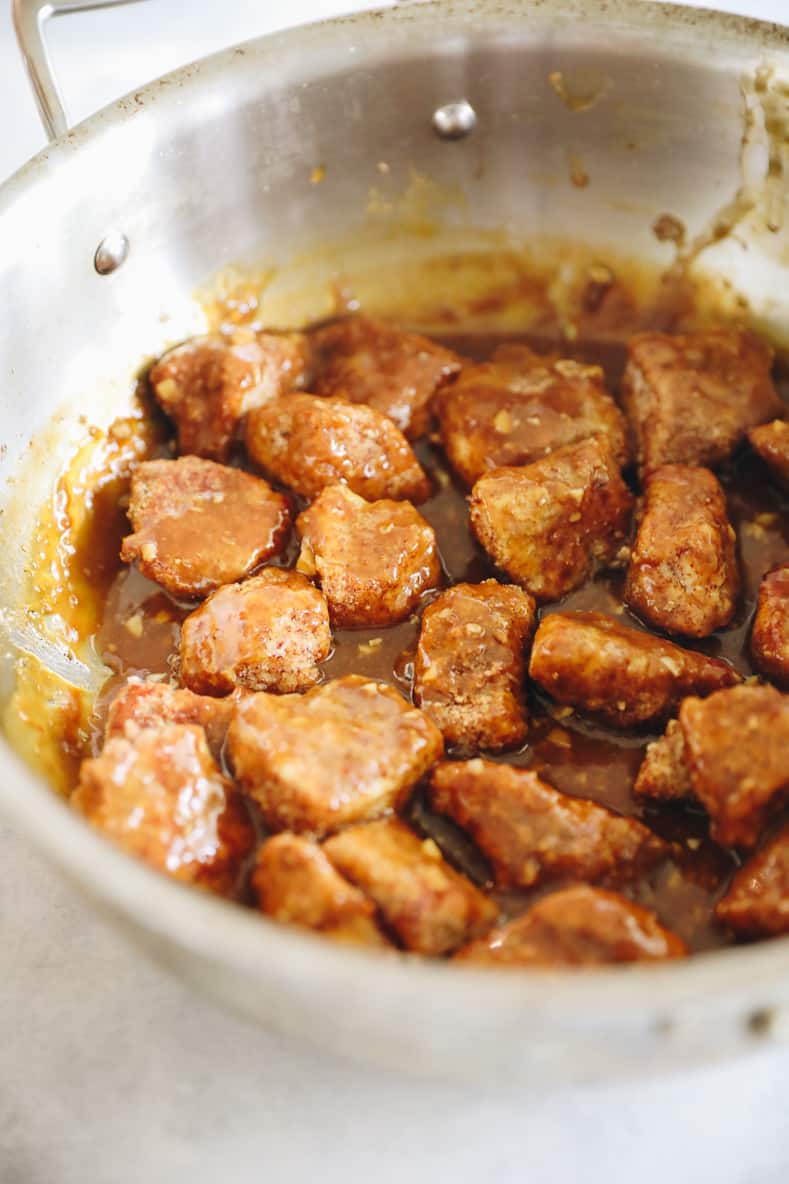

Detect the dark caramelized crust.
[
  {"left": 528, "top": 611, "right": 739, "bottom": 728},
  {"left": 751, "top": 565, "right": 789, "bottom": 685},
  {"left": 150, "top": 332, "right": 310, "bottom": 462},
  {"left": 311, "top": 316, "right": 461, "bottom": 439},
  {"left": 456, "top": 885, "right": 687, "bottom": 966},
  {"left": 323, "top": 817, "right": 497, "bottom": 956},
  {"left": 72, "top": 724, "right": 254, "bottom": 895},
  {"left": 716, "top": 820, "right": 789, "bottom": 936},
  {"left": 625, "top": 465, "right": 739, "bottom": 638},
  {"left": 227, "top": 675, "right": 444, "bottom": 836},
  {"left": 252, "top": 833, "right": 388, "bottom": 945},
  {"left": 633, "top": 719, "right": 693, "bottom": 802},
  {"left": 121, "top": 456, "right": 291, "bottom": 600},
  {"left": 436, "top": 344, "right": 629, "bottom": 487},
  {"left": 413, "top": 580, "right": 536, "bottom": 754},
  {"left": 680, "top": 684, "right": 789, "bottom": 849},
  {"left": 748, "top": 419, "right": 789, "bottom": 490},
  {"left": 179, "top": 569, "right": 331, "bottom": 696},
  {"left": 105, "top": 677, "right": 235, "bottom": 762},
  {"left": 429, "top": 759, "right": 666, "bottom": 890},
  {"left": 621, "top": 328, "right": 781, "bottom": 476},
  {"left": 469, "top": 438, "right": 633, "bottom": 602},
  {"left": 245, "top": 392, "right": 431, "bottom": 502},
  {"left": 295, "top": 484, "right": 441, "bottom": 627}
]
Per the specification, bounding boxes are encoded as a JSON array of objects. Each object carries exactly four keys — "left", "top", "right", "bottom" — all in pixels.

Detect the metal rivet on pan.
[
  {"left": 432, "top": 99, "right": 477, "bottom": 140},
  {"left": 94, "top": 231, "right": 130, "bottom": 275}
]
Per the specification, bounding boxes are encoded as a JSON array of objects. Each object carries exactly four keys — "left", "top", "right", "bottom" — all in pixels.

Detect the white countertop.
[{"left": 2, "top": 3, "right": 789, "bottom": 1181}]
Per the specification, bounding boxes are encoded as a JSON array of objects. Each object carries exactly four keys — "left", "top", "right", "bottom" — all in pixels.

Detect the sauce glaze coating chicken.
[{"left": 65, "top": 315, "right": 789, "bottom": 965}]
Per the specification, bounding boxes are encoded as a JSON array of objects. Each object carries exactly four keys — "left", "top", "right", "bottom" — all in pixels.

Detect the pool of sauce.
[{"left": 86, "top": 333, "right": 789, "bottom": 955}]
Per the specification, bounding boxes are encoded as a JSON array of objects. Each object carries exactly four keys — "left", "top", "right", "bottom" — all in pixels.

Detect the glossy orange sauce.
[{"left": 75, "top": 326, "right": 789, "bottom": 954}]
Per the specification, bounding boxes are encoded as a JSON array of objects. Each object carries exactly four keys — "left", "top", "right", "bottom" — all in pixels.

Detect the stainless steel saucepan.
[{"left": 2, "top": 0, "right": 789, "bottom": 1083}]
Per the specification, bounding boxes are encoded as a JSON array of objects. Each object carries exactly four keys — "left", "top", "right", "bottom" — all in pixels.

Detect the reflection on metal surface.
[
  {"left": 94, "top": 231, "right": 130, "bottom": 275},
  {"left": 432, "top": 99, "right": 477, "bottom": 140}
]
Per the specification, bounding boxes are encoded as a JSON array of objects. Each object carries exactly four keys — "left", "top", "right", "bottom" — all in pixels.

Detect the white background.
[{"left": 2, "top": 3, "right": 789, "bottom": 1182}]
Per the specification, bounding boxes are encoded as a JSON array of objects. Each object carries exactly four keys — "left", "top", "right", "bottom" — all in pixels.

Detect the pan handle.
[{"left": 12, "top": 0, "right": 151, "bottom": 142}]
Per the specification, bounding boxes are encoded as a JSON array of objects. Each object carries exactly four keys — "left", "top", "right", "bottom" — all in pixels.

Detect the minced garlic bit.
[
  {"left": 358, "top": 637, "right": 384, "bottom": 656},
  {"left": 296, "top": 542, "right": 316, "bottom": 577},
  {"left": 124, "top": 613, "right": 144, "bottom": 638},
  {"left": 421, "top": 838, "right": 442, "bottom": 861}
]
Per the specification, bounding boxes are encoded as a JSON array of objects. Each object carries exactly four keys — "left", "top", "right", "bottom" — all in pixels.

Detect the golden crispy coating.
[
  {"left": 625, "top": 465, "right": 738, "bottom": 638},
  {"left": 105, "top": 677, "right": 235, "bottom": 762},
  {"left": 456, "top": 885, "right": 687, "bottom": 966},
  {"left": 150, "top": 332, "right": 309, "bottom": 461},
  {"left": 436, "top": 344, "right": 629, "bottom": 487},
  {"left": 246, "top": 392, "right": 431, "bottom": 502},
  {"left": 429, "top": 759, "right": 666, "bottom": 890},
  {"left": 633, "top": 719, "right": 693, "bottom": 803},
  {"left": 529, "top": 611, "right": 739, "bottom": 728},
  {"left": 414, "top": 580, "right": 536, "bottom": 754},
  {"left": 121, "top": 456, "right": 290, "bottom": 600},
  {"left": 621, "top": 328, "right": 780, "bottom": 477},
  {"left": 252, "top": 834, "right": 388, "bottom": 946},
  {"left": 323, "top": 817, "right": 497, "bottom": 956},
  {"left": 72, "top": 724, "right": 254, "bottom": 895},
  {"left": 680, "top": 684, "right": 789, "bottom": 849},
  {"left": 227, "top": 675, "right": 443, "bottom": 835},
  {"left": 716, "top": 820, "right": 789, "bottom": 936},
  {"left": 180, "top": 569, "right": 331, "bottom": 695},
  {"left": 749, "top": 419, "right": 789, "bottom": 490},
  {"left": 751, "top": 565, "right": 789, "bottom": 686},
  {"left": 311, "top": 316, "right": 461, "bottom": 439},
  {"left": 296, "top": 484, "right": 441, "bottom": 627},
  {"left": 469, "top": 438, "right": 633, "bottom": 602}
]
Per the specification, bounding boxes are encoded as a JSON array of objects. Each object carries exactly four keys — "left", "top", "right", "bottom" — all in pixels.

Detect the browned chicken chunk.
[
  {"left": 227, "top": 674, "right": 444, "bottom": 835},
  {"left": 436, "top": 344, "right": 629, "bottom": 487},
  {"left": 311, "top": 316, "right": 461, "bottom": 439},
  {"left": 633, "top": 719, "right": 693, "bottom": 803},
  {"left": 751, "top": 565, "right": 789, "bottom": 686},
  {"left": 625, "top": 465, "right": 738, "bottom": 638},
  {"left": 748, "top": 419, "right": 789, "bottom": 490},
  {"left": 681, "top": 684, "right": 789, "bottom": 848},
  {"left": 296, "top": 484, "right": 441, "bottom": 627},
  {"left": 252, "top": 833, "right": 387, "bottom": 945},
  {"left": 716, "top": 820, "right": 789, "bottom": 936},
  {"left": 150, "top": 332, "right": 310, "bottom": 462},
  {"left": 245, "top": 392, "right": 431, "bottom": 503},
  {"left": 413, "top": 581, "right": 536, "bottom": 754},
  {"left": 323, "top": 817, "right": 497, "bottom": 956},
  {"left": 429, "top": 759, "right": 665, "bottom": 890},
  {"left": 121, "top": 456, "right": 291, "bottom": 600},
  {"left": 72, "top": 724, "right": 254, "bottom": 894},
  {"left": 179, "top": 569, "right": 331, "bottom": 696},
  {"left": 105, "top": 677, "right": 234, "bottom": 761},
  {"left": 456, "top": 885, "right": 687, "bottom": 966},
  {"left": 528, "top": 611, "right": 740, "bottom": 728},
  {"left": 469, "top": 438, "right": 633, "bottom": 603},
  {"left": 620, "top": 328, "right": 781, "bottom": 476}
]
